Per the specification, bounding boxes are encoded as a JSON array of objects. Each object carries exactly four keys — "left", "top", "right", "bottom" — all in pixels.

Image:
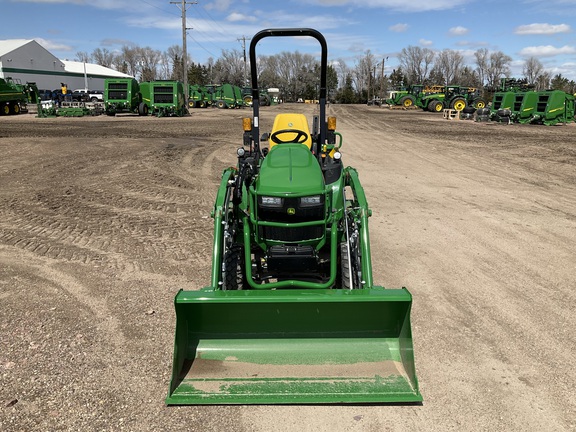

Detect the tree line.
[{"left": 76, "top": 44, "right": 576, "bottom": 103}]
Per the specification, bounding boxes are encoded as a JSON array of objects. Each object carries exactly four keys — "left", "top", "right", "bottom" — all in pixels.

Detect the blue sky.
[{"left": 2, "top": 0, "right": 576, "bottom": 81}]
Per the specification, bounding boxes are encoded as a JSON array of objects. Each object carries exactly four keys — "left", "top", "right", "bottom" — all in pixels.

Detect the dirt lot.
[{"left": 1, "top": 105, "right": 575, "bottom": 431}]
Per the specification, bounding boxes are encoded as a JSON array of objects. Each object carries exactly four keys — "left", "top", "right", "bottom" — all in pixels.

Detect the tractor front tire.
[
  {"left": 428, "top": 100, "right": 444, "bottom": 112},
  {"left": 223, "top": 244, "right": 245, "bottom": 290},
  {"left": 451, "top": 97, "right": 467, "bottom": 111}
]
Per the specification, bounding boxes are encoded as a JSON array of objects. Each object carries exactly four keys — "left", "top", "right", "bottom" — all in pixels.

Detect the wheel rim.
[
  {"left": 476, "top": 101, "right": 485, "bottom": 109},
  {"left": 403, "top": 99, "right": 413, "bottom": 107},
  {"left": 435, "top": 103, "right": 443, "bottom": 112},
  {"left": 454, "top": 100, "right": 466, "bottom": 111}
]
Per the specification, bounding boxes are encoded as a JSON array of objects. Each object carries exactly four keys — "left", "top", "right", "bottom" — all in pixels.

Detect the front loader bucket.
[{"left": 166, "top": 287, "right": 421, "bottom": 405}]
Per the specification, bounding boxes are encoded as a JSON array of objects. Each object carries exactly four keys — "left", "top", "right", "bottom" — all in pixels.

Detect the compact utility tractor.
[{"left": 166, "top": 28, "right": 421, "bottom": 405}]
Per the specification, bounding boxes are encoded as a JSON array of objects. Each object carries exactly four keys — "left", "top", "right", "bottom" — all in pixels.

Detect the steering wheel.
[{"left": 270, "top": 129, "right": 309, "bottom": 144}]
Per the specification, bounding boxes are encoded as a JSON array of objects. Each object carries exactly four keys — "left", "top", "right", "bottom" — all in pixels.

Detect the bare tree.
[
  {"left": 352, "top": 50, "right": 376, "bottom": 101},
  {"left": 138, "top": 47, "right": 162, "bottom": 81},
  {"left": 398, "top": 46, "right": 435, "bottom": 84},
  {"left": 535, "top": 72, "right": 552, "bottom": 91},
  {"left": 474, "top": 48, "right": 489, "bottom": 88},
  {"left": 75, "top": 51, "right": 90, "bottom": 62},
  {"left": 522, "top": 57, "right": 545, "bottom": 86},
  {"left": 332, "top": 59, "right": 349, "bottom": 92},
  {"left": 118, "top": 45, "right": 142, "bottom": 78},
  {"left": 485, "top": 51, "right": 512, "bottom": 89},
  {"left": 91, "top": 48, "right": 115, "bottom": 68},
  {"left": 435, "top": 49, "right": 464, "bottom": 85},
  {"left": 158, "top": 52, "right": 171, "bottom": 80},
  {"left": 211, "top": 49, "right": 245, "bottom": 86}
]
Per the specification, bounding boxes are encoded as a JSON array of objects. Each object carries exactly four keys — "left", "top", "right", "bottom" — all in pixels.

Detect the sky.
[{"left": 1, "top": 0, "right": 576, "bottom": 81}]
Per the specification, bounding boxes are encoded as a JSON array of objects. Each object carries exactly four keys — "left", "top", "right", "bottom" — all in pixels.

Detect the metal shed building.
[{"left": 0, "top": 39, "right": 132, "bottom": 92}]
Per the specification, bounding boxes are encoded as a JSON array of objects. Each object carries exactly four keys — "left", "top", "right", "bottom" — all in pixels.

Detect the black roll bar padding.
[{"left": 249, "top": 28, "right": 328, "bottom": 158}]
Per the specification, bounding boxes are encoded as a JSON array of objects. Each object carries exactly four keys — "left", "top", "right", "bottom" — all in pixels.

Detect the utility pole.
[
  {"left": 237, "top": 36, "right": 251, "bottom": 87},
  {"left": 380, "top": 56, "right": 388, "bottom": 104},
  {"left": 171, "top": 0, "right": 196, "bottom": 106}
]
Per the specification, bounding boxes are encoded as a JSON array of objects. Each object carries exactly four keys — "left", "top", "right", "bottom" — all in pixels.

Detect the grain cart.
[
  {"left": 104, "top": 78, "right": 148, "bottom": 116},
  {"left": 0, "top": 77, "right": 28, "bottom": 115},
  {"left": 166, "top": 28, "right": 421, "bottom": 405},
  {"left": 139, "top": 80, "right": 187, "bottom": 116}
]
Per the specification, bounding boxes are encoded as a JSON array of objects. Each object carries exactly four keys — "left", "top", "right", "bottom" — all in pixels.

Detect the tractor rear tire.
[
  {"left": 399, "top": 95, "right": 415, "bottom": 108},
  {"left": 223, "top": 244, "right": 245, "bottom": 290}
]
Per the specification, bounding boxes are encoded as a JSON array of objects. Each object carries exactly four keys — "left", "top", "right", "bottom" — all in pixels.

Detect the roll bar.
[{"left": 249, "top": 28, "right": 328, "bottom": 153}]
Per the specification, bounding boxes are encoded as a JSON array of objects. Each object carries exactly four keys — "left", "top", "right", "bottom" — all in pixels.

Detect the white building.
[{"left": 0, "top": 39, "right": 132, "bottom": 91}]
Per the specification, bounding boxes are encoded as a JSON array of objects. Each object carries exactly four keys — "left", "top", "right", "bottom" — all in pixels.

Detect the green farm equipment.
[
  {"left": 385, "top": 84, "right": 424, "bottom": 108},
  {"left": 140, "top": 80, "right": 187, "bottom": 117},
  {"left": 166, "top": 28, "right": 421, "bottom": 405},
  {"left": 524, "top": 90, "right": 575, "bottom": 125},
  {"left": 212, "top": 83, "right": 244, "bottom": 108},
  {"left": 188, "top": 84, "right": 210, "bottom": 108},
  {"left": 487, "top": 78, "right": 574, "bottom": 125},
  {"left": 0, "top": 77, "right": 28, "bottom": 115},
  {"left": 104, "top": 78, "right": 148, "bottom": 116},
  {"left": 418, "top": 85, "right": 469, "bottom": 112}
]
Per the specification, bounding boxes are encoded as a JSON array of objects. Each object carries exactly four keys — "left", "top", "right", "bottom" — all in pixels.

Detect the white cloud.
[
  {"left": 205, "top": 0, "right": 232, "bottom": 12},
  {"left": 515, "top": 23, "right": 571, "bottom": 35},
  {"left": 226, "top": 12, "right": 257, "bottom": 23},
  {"left": 389, "top": 23, "right": 409, "bottom": 32},
  {"left": 313, "top": 0, "right": 469, "bottom": 13},
  {"left": 419, "top": 39, "right": 433, "bottom": 47},
  {"left": 449, "top": 26, "right": 468, "bottom": 36},
  {"left": 35, "top": 38, "right": 73, "bottom": 52},
  {"left": 519, "top": 45, "right": 576, "bottom": 57}
]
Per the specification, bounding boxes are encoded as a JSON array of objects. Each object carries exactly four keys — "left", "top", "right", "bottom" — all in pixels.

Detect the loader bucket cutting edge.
[{"left": 166, "top": 287, "right": 421, "bottom": 405}]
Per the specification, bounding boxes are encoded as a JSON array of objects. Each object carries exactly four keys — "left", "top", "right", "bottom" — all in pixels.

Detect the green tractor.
[
  {"left": 418, "top": 85, "right": 469, "bottom": 112},
  {"left": 166, "top": 28, "right": 421, "bottom": 405},
  {"left": 385, "top": 84, "right": 424, "bottom": 108}
]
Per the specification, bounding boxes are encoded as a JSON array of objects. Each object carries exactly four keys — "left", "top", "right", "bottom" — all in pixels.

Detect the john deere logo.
[{"left": 287, "top": 207, "right": 296, "bottom": 215}]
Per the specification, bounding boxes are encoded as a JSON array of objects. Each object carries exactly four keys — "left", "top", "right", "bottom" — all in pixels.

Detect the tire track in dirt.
[{"left": 0, "top": 139, "right": 213, "bottom": 276}]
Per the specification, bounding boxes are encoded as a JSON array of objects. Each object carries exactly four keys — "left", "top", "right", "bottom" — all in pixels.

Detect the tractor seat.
[{"left": 269, "top": 113, "right": 312, "bottom": 149}]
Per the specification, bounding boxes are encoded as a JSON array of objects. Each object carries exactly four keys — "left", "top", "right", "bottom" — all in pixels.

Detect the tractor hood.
[{"left": 256, "top": 144, "right": 324, "bottom": 196}]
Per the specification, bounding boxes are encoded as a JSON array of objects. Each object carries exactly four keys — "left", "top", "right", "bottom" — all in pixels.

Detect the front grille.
[
  {"left": 258, "top": 196, "right": 325, "bottom": 242},
  {"left": 259, "top": 225, "right": 323, "bottom": 242},
  {"left": 108, "top": 90, "right": 127, "bottom": 100},
  {"left": 108, "top": 83, "right": 128, "bottom": 90},
  {"left": 153, "top": 86, "right": 173, "bottom": 93},
  {"left": 154, "top": 94, "right": 174, "bottom": 104}
]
